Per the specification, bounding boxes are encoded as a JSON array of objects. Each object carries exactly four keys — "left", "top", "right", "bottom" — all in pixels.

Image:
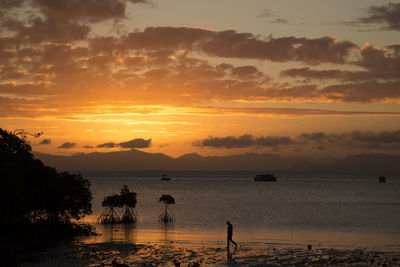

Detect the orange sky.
[{"left": 1, "top": 0, "right": 400, "bottom": 157}]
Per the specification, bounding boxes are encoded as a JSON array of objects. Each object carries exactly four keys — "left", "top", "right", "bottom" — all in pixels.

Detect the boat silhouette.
[
  {"left": 161, "top": 174, "right": 171, "bottom": 181},
  {"left": 254, "top": 174, "right": 277, "bottom": 182}
]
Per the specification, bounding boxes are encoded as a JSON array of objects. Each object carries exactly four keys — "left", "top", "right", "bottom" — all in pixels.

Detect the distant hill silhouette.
[{"left": 34, "top": 150, "right": 400, "bottom": 174}]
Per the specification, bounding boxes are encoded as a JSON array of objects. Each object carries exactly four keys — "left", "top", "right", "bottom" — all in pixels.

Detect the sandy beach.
[{"left": 22, "top": 240, "right": 400, "bottom": 267}]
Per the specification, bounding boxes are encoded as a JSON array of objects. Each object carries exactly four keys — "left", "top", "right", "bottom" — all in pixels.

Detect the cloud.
[
  {"left": 1, "top": 0, "right": 152, "bottom": 47},
  {"left": 358, "top": 43, "right": 400, "bottom": 71},
  {"left": 17, "top": 17, "right": 90, "bottom": 43},
  {"left": 281, "top": 67, "right": 400, "bottom": 82},
  {"left": 257, "top": 9, "right": 289, "bottom": 24},
  {"left": 0, "top": 0, "right": 24, "bottom": 8},
  {"left": 39, "top": 138, "right": 51, "bottom": 145},
  {"left": 257, "top": 9, "right": 274, "bottom": 18},
  {"left": 194, "top": 130, "right": 400, "bottom": 150},
  {"left": 96, "top": 142, "right": 117, "bottom": 148},
  {"left": 270, "top": 18, "right": 289, "bottom": 24},
  {"left": 3, "top": 0, "right": 150, "bottom": 24},
  {"left": 58, "top": 142, "right": 76, "bottom": 149},
  {"left": 120, "top": 27, "right": 358, "bottom": 64},
  {"left": 0, "top": 1, "right": 397, "bottom": 107},
  {"left": 299, "top": 130, "right": 400, "bottom": 150},
  {"left": 321, "top": 80, "right": 400, "bottom": 103},
  {"left": 122, "top": 26, "right": 213, "bottom": 50},
  {"left": 298, "top": 132, "right": 326, "bottom": 142},
  {"left": 0, "top": 82, "right": 49, "bottom": 95},
  {"left": 207, "top": 106, "right": 400, "bottom": 117},
  {"left": 359, "top": 2, "right": 400, "bottom": 31},
  {"left": 201, "top": 30, "right": 357, "bottom": 64},
  {"left": 118, "top": 138, "right": 152, "bottom": 148},
  {"left": 193, "top": 134, "right": 293, "bottom": 149},
  {"left": 34, "top": 0, "right": 127, "bottom": 23},
  {"left": 344, "top": 130, "right": 400, "bottom": 144},
  {"left": 94, "top": 139, "right": 152, "bottom": 149}
]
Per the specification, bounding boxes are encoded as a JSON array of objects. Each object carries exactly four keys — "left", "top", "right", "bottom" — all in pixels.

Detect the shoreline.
[
  {"left": 77, "top": 221, "right": 400, "bottom": 251},
  {"left": 22, "top": 239, "right": 400, "bottom": 266}
]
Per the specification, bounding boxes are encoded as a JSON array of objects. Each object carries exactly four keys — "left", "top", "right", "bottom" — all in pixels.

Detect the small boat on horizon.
[
  {"left": 254, "top": 174, "right": 277, "bottom": 182},
  {"left": 161, "top": 174, "right": 171, "bottom": 181}
]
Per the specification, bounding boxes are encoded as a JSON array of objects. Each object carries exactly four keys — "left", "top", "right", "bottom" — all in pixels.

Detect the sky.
[{"left": 1, "top": 0, "right": 400, "bottom": 158}]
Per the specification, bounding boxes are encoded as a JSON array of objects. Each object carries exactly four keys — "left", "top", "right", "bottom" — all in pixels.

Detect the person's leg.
[{"left": 229, "top": 239, "right": 237, "bottom": 250}]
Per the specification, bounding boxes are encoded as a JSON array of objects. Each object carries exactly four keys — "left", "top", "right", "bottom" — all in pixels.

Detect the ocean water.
[{"left": 82, "top": 172, "right": 400, "bottom": 249}]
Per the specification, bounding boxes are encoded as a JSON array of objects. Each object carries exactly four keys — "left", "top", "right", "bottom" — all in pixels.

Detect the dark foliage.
[
  {"left": 0, "top": 128, "right": 94, "bottom": 266},
  {"left": 97, "top": 185, "right": 138, "bottom": 224},
  {"left": 159, "top": 194, "right": 175, "bottom": 223}
]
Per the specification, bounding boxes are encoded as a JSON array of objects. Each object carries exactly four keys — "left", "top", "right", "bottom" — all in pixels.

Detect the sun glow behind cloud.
[{"left": 1, "top": 0, "right": 400, "bottom": 157}]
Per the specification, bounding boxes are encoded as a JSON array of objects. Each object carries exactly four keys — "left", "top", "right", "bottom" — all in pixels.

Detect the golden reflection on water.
[{"left": 79, "top": 221, "right": 400, "bottom": 251}]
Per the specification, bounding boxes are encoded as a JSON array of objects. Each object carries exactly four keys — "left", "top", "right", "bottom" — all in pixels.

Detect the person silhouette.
[{"left": 226, "top": 221, "right": 237, "bottom": 250}]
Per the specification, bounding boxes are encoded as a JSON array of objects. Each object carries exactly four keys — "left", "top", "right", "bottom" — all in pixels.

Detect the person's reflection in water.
[{"left": 227, "top": 221, "right": 237, "bottom": 250}]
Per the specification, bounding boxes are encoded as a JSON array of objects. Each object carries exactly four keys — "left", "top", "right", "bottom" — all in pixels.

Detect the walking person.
[{"left": 226, "top": 221, "right": 237, "bottom": 250}]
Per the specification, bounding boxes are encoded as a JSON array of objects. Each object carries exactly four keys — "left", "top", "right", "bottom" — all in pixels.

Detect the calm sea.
[{"left": 81, "top": 172, "right": 400, "bottom": 249}]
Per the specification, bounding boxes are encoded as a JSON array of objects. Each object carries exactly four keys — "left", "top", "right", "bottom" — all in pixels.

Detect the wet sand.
[{"left": 23, "top": 241, "right": 400, "bottom": 266}]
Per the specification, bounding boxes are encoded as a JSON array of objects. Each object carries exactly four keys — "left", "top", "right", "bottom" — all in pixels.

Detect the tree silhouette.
[
  {"left": 0, "top": 128, "right": 93, "bottom": 266},
  {"left": 0, "top": 128, "right": 93, "bottom": 226},
  {"left": 98, "top": 194, "right": 122, "bottom": 224},
  {"left": 158, "top": 194, "right": 175, "bottom": 223},
  {"left": 119, "top": 185, "right": 138, "bottom": 223},
  {"left": 97, "top": 185, "right": 137, "bottom": 224}
]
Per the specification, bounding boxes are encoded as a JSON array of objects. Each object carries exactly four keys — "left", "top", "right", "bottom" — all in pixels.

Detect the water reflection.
[
  {"left": 97, "top": 223, "right": 137, "bottom": 243},
  {"left": 160, "top": 223, "right": 175, "bottom": 243}
]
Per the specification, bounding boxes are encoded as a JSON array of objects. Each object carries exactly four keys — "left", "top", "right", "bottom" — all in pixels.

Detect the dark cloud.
[
  {"left": 94, "top": 139, "right": 152, "bottom": 149},
  {"left": 257, "top": 9, "right": 274, "bottom": 18},
  {"left": 128, "top": 0, "right": 149, "bottom": 3},
  {"left": 39, "top": 138, "right": 51, "bottom": 145},
  {"left": 0, "top": 0, "right": 24, "bottom": 9},
  {"left": 321, "top": 80, "right": 400, "bottom": 103},
  {"left": 193, "top": 134, "right": 293, "bottom": 149},
  {"left": 231, "top": 65, "right": 265, "bottom": 81},
  {"left": 1, "top": 0, "right": 152, "bottom": 48},
  {"left": 279, "top": 43, "right": 400, "bottom": 103},
  {"left": 201, "top": 30, "right": 357, "bottom": 64},
  {"left": 194, "top": 135, "right": 254, "bottom": 148},
  {"left": 358, "top": 44, "right": 400, "bottom": 71},
  {"left": 359, "top": 2, "right": 400, "bottom": 31},
  {"left": 208, "top": 106, "right": 400, "bottom": 117},
  {"left": 299, "top": 132, "right": 326, "bottom": 142},
  {"left": 96, "top": 142, "right": 117, "bottom": 148},
  {"left": 346, "top": 130, "right": 400, "bottom": 144},
  {"left": 34, "top": 0, "right": 127, "bottom": 23},
  {"left": 120, "top": 27, "right": 358, "bottom": 64},
  {"left": 0, "top": 82, "right": 49, "bottom": 95},
  {"left": 58, "top": 142, "right": 76, "bottom": 149},
  {"left": 281, "top": 67, "right": 400, "bottom": 82},
  {"left": 0, "top": 65, "right": 26, "bottom": 80},
  {"left": 3, "top": 0, "right": 151, "bottom": 24},
  {"left": 194, "top": 130, "right": 400, "bottom": 150},
  {"left": 270, "top": 18, "right": 289, "bottom": 24},
  {"left": 122, "top": 26, "right": 213, "bottom": 50},
  {"left": 17, "top": 16, "right": 90, "bottom": 43},
  {"left": 118, "top": 138, "right": 152, "bottom": 148},
  {"left": 257, "top": 9, "right": 289, "bottom": 24},
  {"left": 0, "top": 0, "right": 397, "bottom": 107},
  {"left": 299, "top": 130, "right": 400, "bottom": 150}
]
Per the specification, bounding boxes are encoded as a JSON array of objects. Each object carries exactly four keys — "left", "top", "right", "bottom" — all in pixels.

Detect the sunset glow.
[{"left": 1, "top": 0, "right": 400, "bottom": 158}]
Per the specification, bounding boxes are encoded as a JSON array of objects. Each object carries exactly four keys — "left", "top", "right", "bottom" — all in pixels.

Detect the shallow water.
[{"left": 81, "top": 172, "right": 400, "bottom": 249}]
